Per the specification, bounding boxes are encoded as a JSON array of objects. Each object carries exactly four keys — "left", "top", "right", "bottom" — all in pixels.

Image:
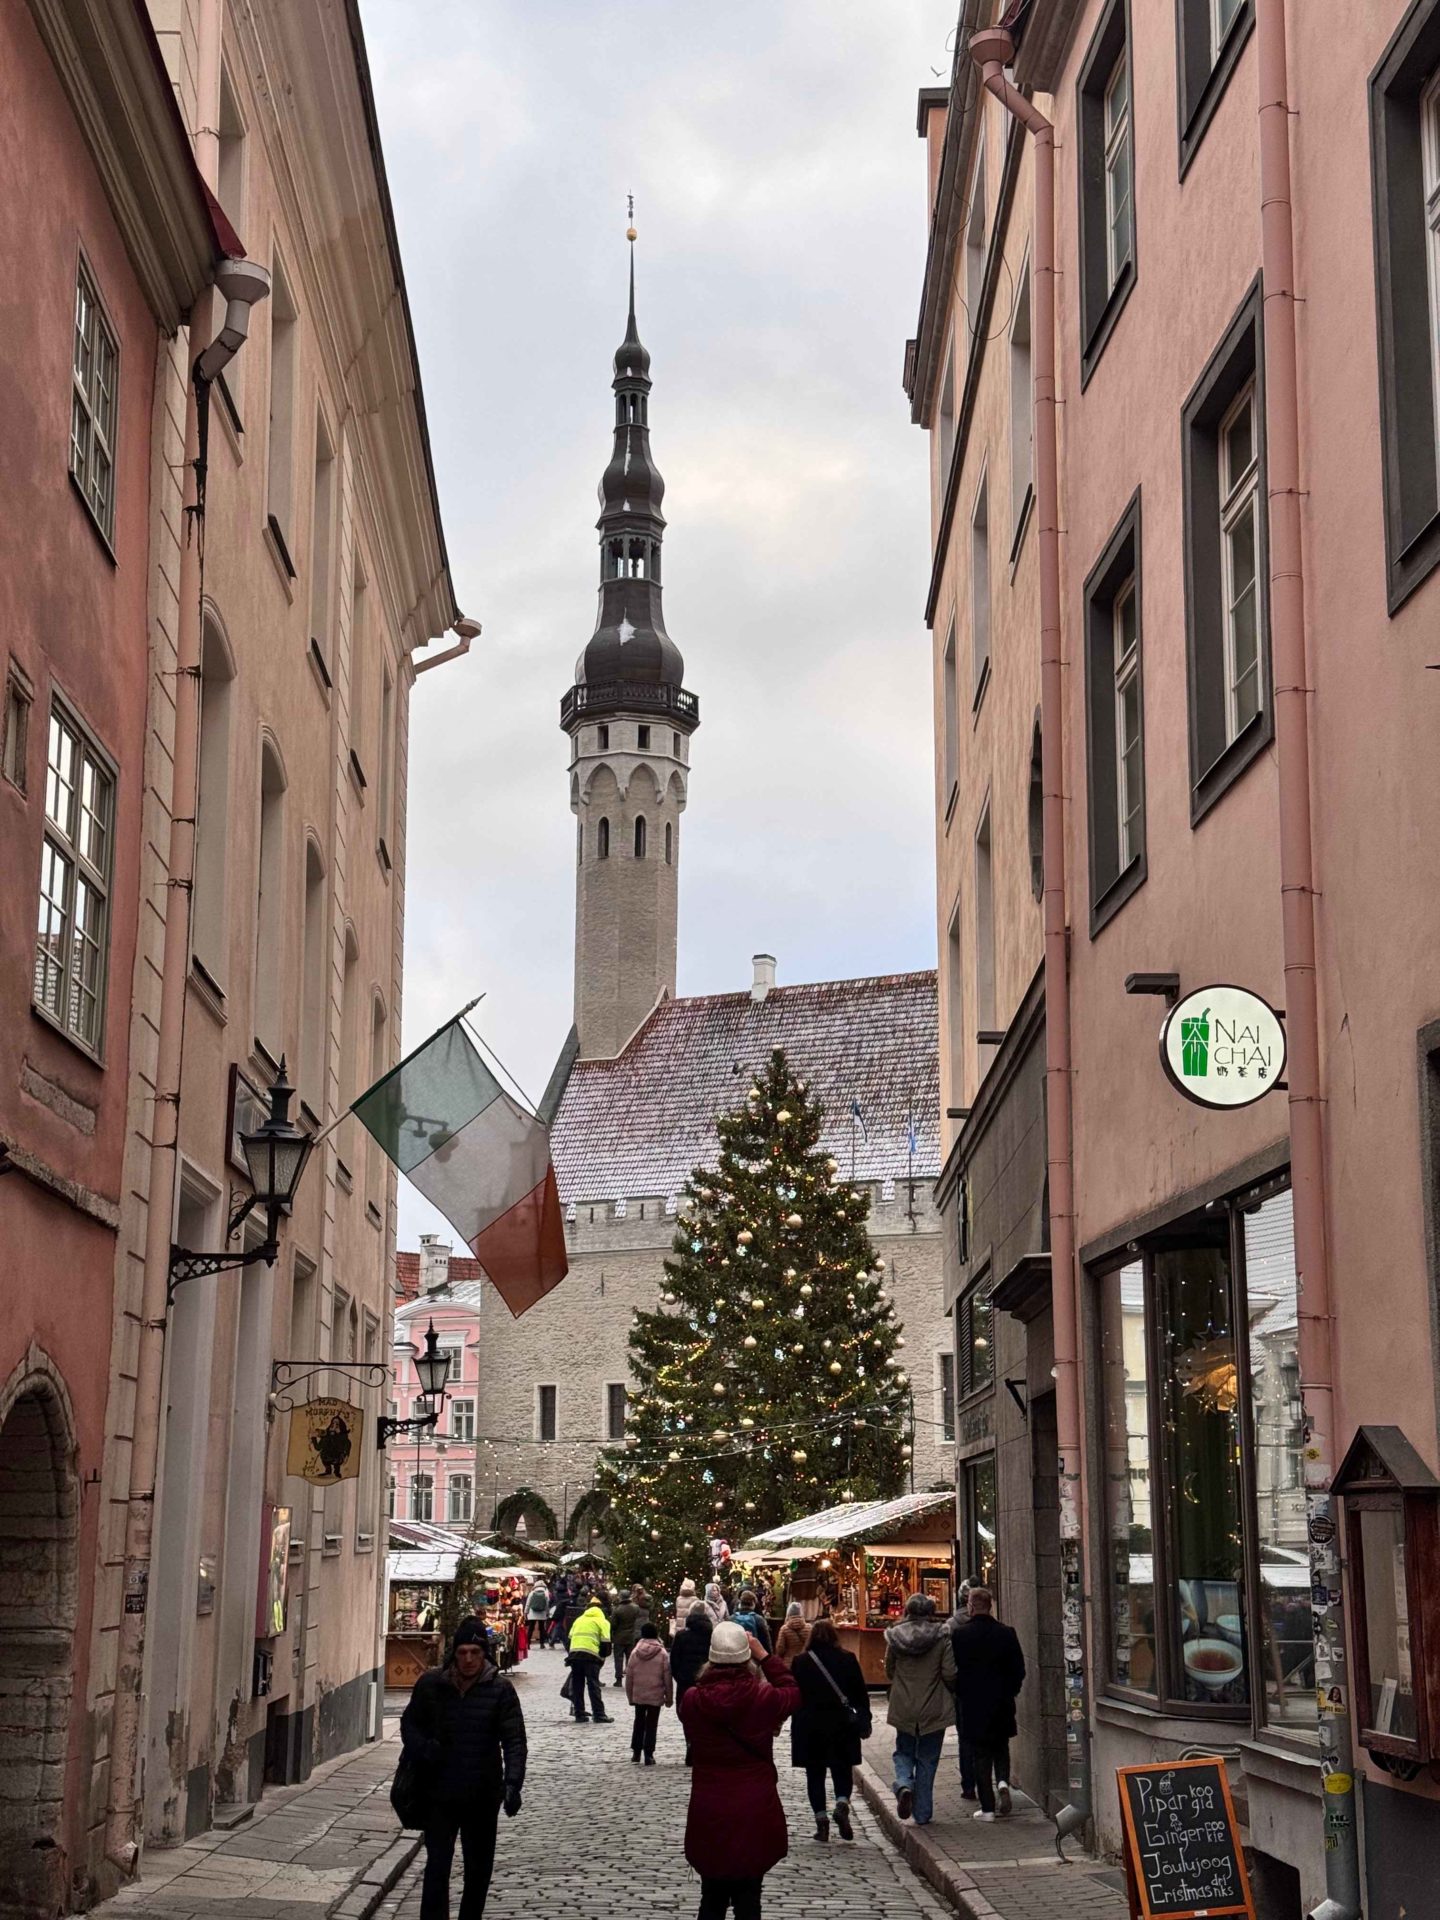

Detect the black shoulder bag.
[{"left": 805, "top": 1649, "right": 867, "bottom": 1733}]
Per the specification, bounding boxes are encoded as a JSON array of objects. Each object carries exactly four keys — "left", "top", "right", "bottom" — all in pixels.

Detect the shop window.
[
  {"left": 962, "top": 1454, "right": 997, "bottom": 1590},
  {"left": 1095, "top": 1183, "right": 1310, "bottom": 1724},
  {"left": 956, "top": 1273, "right": 993, "bottom": 1398},
  {"left": 1370, "top": 7, "right": 1440, "bottom": 608}
]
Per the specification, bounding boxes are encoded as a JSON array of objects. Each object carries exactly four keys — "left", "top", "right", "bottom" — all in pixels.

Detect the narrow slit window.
[
  {"left": 634, "top": 816, "right": 647, "bottom": 858},
  {"left": 665, "top": 821, "right": 673, "bottom": 865},
  {"left": 70, "top": 265, "right": 118, "bottom": 544},
  {"left": 597, "top": 724, "right": 610, "bottom": 750},
  {"left": 1103, "top": 53, "right": 1133, "bottom": 294},
  {"left": 597, "top": 817, "right": 610, "bottom": 859},
  {"left": 1113, "top": 580, "right": 1142, "bottom": 870},
  {"left": 266, "top": 256, "right": 297, "bottom": 543},
  {"left": 637, "top": 724, "right": 651, "bottom": 749},
  {"left": 1421, "top": 73, "right": 1440, "bottom": 476}
]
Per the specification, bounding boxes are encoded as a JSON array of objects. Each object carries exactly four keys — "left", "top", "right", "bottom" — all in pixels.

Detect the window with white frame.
[
  {"left": 1103, "top": 53, "right": 1133, "bottom": 295},
  {"left": 70, "top": 265, "right": 118, "bottom": 544},
  {"left": 386, "top": 1474, "right": 396, "bottom": 1518},
  {"left": 448, "top": 1474, "right": 474, "bottom": 1524},
  {"left": 1209, "top": 0, "right": 1245, "bottom": 63},
  {"left": 1218, "top": 381, "right": 1261, "bottom": 742},
  {"left": 1113, "top": 580, "right": 1142, "bottom": 869},
  {"left": 431, "top": 1335, "right": 465, "bottom": 1393},
  {"left": 450, "top": 1398, "right": 476, "bottom": 1444},
  {"left": 34, "top": 702, "right": 114, "bottom": 1053},
  {"left": 411, "top": 1473, "right": 433, "bottom": 1522}
]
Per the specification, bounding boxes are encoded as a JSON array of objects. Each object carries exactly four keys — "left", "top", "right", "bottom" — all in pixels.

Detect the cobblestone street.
[{"left": 381, "top": 1647, "right": 950, "bottom": 1919}]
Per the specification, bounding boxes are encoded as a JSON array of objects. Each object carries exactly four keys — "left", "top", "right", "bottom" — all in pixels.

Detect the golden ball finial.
[{"left": 626, "top": 225, "right": 638, "bottom": 242}]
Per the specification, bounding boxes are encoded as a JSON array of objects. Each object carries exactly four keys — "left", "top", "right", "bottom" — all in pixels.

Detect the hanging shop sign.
[
  {"left": 1116, "top": 1759, "right": 1254, "bottom": 1920},
  {"left": 286, "top": 1397, "right": 363, "bottom": 1484},
  {"left": 1159, "top": 984, "right": 1286, "bottom": 1110}
]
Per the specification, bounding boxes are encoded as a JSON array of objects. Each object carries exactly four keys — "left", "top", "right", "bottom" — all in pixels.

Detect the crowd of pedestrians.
[{"left": 397, "top": 1564, "right": 1027, "bottom": 1919}]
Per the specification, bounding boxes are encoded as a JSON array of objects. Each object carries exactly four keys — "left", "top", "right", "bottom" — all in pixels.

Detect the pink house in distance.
[{"left": 390, "top": 1237, "right": 484, "bottom": 1532}]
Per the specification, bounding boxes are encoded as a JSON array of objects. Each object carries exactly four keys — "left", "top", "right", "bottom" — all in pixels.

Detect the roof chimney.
[
  {"left": 751, "top": 954, "right": 777, "bottom": 1004},
  {"left": 418, "top": 1233, "right": 452, "bottom": 1295}
]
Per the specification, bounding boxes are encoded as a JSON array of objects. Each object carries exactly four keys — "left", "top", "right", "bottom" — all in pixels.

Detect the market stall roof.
[
  {"left": 387, "top": 1550, "right": 459, "bottom": 1584},
  {"left": 387, "top": 1519, "right": 511, "bottom": 1560},
  {"left": 740, "top": 1490, "right": 955, "bottom": 1553}
]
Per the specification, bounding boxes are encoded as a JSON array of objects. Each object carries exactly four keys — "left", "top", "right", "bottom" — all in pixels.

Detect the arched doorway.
[{"left": 0, "top": 1366, "right": 79, "bottom": 1916}]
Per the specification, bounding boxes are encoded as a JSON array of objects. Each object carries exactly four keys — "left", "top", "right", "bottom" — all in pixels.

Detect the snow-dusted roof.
[
  {"left": 551, "top": 971, "right": 940, "bottom": 1204},
  {"left": 740, "top": 1489, "right": 955, "bottom": 1551},
  {"left": 387, "top": 1519, "right": 509, "bottom": 1558}
]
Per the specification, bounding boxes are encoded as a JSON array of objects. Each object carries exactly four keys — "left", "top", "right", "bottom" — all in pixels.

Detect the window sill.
[
  {"left": 1089, "top": 851, "right": 1147, "bottom": 939},
  {"left": 1080, "top": 257, "right": 1137, "bottom": 392},
  {"left": 214, "top": 373, "right": 244, "bottom": 457},
  {"left": 1236, "top": 1733, "right": 1322, "bottom": 1797},
  {"left": 188, "top": 956, "right": 228, "bottom": 1026},
  {"left": 1177, "top": 5, "right": 1255, "bottom": 181},
  {"left": 68, "top": 470, "right": 117, "bottom": 567},
  {"left": 366, "top": 1200, "right": 383, "bottom": 1230},
  {"left": 1095, "top": 1694, "right": 1248, "bottom": 1739},
  {"left": 1008, "top": 485, "right": 1034, "bottom": 572},
  {"left": 944, "top": 782, "right": 959, "bottom": 829},
  {"left": 30, "top": 997, "right": 106, "bottom": 1072},
  {"left": 377, "top": 837, "right": 392, "bottom": 879},
  {"left": 263, "top": 516, "right": 297, "bottom": 599},
  {"left": 349, "top": 749, "right": 368, "bottom": 802},
  {"left": 971, "top": 657, "right": 991, "bottom": 723},
  {"left": 1190, "top": 704, "right": 1272, "bottom": 826},
  {"left": 308, "top": 639, "right": 333, "bottom": 703},
  {"left": 354, "top": 1533, "right": 375, "bottom": 1554},
  {"left": 321, "top": 1534, "right": 342, "bottom": 1558},
  {"left": 336, "top": 1157, "right": 353, "bottom": 1194},
  {"left": 253, "top": 1036, "right": 282, "bottom": 1079}
]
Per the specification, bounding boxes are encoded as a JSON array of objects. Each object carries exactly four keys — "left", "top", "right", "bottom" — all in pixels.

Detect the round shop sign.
[{"left": 1159, "top": 984, "right": 1286, "bottom": 1109}]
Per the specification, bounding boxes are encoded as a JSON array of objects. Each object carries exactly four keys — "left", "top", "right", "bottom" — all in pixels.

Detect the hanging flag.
[
  {"left": 850, "top": 1099, "right": 868, "bottom": 1142},
  {"left": 907, "top": 1111, "right": 919, "bottom": 1158},
  {"left": 351, "top": 1017, "right": 567, "bottom": 1317}
]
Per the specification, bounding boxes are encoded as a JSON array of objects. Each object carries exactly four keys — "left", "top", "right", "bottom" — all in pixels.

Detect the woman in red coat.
[{"left": 677, "top": 1621, "right": 801, "bottom": 1919}]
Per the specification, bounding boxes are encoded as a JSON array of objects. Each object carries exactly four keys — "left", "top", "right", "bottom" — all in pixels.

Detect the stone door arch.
[{"left": 0, "top": 1355, "right": 80, "bottom": 1917}]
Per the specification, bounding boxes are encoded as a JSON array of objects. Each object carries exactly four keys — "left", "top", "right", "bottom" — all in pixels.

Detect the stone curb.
[
  {"left": 854, "top": 1759, "right": 1009, "bottom": 1920},
  {"left": 328, "top": 1831, "right": 423, "bottom": 1919}
]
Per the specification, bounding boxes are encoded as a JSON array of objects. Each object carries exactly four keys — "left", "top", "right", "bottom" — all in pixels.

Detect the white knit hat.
[{"left": 708, "top": 1621, "right": 752, "bottom": 1665}]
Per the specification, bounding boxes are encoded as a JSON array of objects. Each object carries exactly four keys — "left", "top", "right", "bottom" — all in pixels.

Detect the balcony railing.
[{"left": 560, "top": 681, "right": 700, "bottom": 730}]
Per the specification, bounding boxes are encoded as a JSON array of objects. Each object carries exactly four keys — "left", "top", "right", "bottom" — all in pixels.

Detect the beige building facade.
[
  {"left": 914, "top": 2, "right": 1440, "bottom": 1911},
  {"left": 90, "top": 0, "right": 465, "bottom": 1863}
]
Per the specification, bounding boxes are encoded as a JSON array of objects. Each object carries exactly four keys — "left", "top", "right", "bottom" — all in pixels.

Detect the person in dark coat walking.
[
  {"left": 788, "top": 1618, "right": 871, "bottom": 1842},
  {"left": 669, "top": 1607, "right": 713, "bottom": 1765},
  {"left": 678, "top": 1622, "right": 801, "bottom": 1920},
  {"left": 949, "top": 1586, "right": 1025, "bottom": 1820},
  {"left": 399, "top": 1619, "right": 526, "bottom": 1919}
]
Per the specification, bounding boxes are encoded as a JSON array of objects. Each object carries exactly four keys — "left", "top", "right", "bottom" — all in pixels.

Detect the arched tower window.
[
  {"left": 577, "top": 821, "right": 583, "bottom": 867},
  {"left": 605, "top": 539, "right": 624, "bottom": 580},
  {"left": 626, "top": 539, "right": 648, "bottom": 578},
  {"left": 597, "top": 818, "right": 610, "bottom": 860},
  {"left": 634, "top": 816, "right": 647, "bottom": 859},
  {"left": 665, "top": 822, "right": 673, "bottom": 865}
]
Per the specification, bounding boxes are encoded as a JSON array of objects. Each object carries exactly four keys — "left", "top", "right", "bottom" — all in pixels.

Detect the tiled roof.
[
  {"left": 394, "top": 1250, "right": 484, "bottom": 1302},
  {"left": 551, "top": 971, "right": 939, "bottom": 1204}
]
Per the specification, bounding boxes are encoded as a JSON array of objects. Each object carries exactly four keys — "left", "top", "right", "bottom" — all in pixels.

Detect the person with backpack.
[
  {"left": 883, "top": 1592, "right": 956, "bottom": 1826},
  {"left": 669, "top": 1606, "right": 713, "bottom": 1767},
  {"left": 789, "top": 1617, "right": 871, "bottom": 1842},
  {"left": 678, "top": 1622, "right": 801, "bottom": 1919},
  {"left": 729, "top": 1588, "right": 771, "bottom": 1653},
  {"left": 397, "top": 1619, "right": 526, "bottom": 1918},
  {"left": 949, "top": 1586, "right": 1026, "bottom": 1820},
  {"left": 623, "top": 1621, "right": 673, "bottom": 1763}
]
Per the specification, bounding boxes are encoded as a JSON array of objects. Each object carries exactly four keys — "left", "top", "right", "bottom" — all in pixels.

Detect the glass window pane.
[
  {"left": 1243, "top": 1191, "right": 1314, "bottom": 1728},
  {"left": 34, "top": 840, "right": 71, "bottom": 1018},
  {"left": 1101, "top": 1262, "right": 1157, "bottom": 1694},
  {"left": 47, "top": 712, "right": 76, "bottom": 833},
  {"left": 68, "top": 874, "right": 104, "bottom": 1044},
  {"left": 1157, "top": 1241, "right": 1249, "bottom": 1706},
  {"left": 970, "top": 1285, "right": 994, "bottom": 1390},
  {"left": 1224, "top": 398, "right": 1254, "bottom": 494},
  {"left": 1360, "top": 1506, "right": 1416, "bottom": 1740},
  {"left": 965, "top": 1454, "right": 997, "bottom": 1590}
]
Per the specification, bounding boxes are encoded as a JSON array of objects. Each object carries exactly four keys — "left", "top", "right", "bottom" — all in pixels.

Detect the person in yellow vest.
[{"left": 566, "top": 1594, "right": 613, "bottom": 1724}]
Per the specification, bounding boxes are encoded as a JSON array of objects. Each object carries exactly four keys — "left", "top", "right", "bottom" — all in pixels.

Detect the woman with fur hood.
[
  {"left": 883, "top": 1593, "right": 956, "bottom": 1827},
  {"left": 673, "top": 1576, "right": 702, "bottom": 1627},
  {"left": 623, "top": 1622, "right": 673, "bottom": 1764}
]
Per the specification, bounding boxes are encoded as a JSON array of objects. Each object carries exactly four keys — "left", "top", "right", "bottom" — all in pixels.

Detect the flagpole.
[{"left": 308, "top": 992, "right": 488, "bottom": 1151}]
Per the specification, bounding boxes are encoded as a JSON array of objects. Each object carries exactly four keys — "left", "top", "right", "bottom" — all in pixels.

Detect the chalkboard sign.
[{"left": 1117, "top": 1759, "right": 1254, "bottom": 1920}]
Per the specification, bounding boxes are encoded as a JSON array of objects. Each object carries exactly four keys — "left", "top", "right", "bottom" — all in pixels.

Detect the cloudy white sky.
[{"left": 363, "top": 1, "right": 954, "bottom": 1246}]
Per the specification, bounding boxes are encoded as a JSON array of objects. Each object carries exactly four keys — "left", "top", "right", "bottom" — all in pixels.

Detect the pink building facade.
[
  {"left": 914, "top": 2, "right": 1440, "bottom": 1911},
  {"left": 390, "top": 1239, "right": 484, "bottom": 1534},
  {"left": 0, "top": 2, "right": 223, "bottom": 1906}
]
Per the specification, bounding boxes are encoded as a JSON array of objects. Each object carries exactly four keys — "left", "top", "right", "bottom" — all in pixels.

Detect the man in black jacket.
[
  {"left": 400, "top": 1619, "right": 527, "bottom": 1917},
  {"left": 949, "top": 1587, "right": 1025, "bottom": 1821}
]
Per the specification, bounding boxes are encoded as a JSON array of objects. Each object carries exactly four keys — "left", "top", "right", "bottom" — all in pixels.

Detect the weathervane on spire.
[{"left": 626, "top": 192, "right": 637, "bottom": 243}]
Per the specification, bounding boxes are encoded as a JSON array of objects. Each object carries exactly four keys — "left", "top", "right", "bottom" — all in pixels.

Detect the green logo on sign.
[{"left": 1181, "top": 1008, "right": 1211, "bottom": 1078}]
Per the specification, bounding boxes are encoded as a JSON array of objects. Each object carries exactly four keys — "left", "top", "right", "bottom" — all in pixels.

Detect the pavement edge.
[
  {"left": 329, "top": 1832, "right": 423, "bottom": 1920},
  {"left": 855, "top": 1759, "right": 1006, "bottom": 1920}
]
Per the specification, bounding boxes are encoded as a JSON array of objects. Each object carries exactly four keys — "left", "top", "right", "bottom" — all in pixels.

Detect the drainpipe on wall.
[
  {"left": 968, "top": 26, "right": 1091, "bottom": 1849},
  {"left": 105, "top": 258, "right": 270, "bottom": 1874},
  {"left": 1253, "top": 5, "right": 1360, "bottom": 1916}
]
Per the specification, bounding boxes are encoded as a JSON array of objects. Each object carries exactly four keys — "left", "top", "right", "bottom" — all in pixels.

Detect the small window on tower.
[
  {"left": 650, "top": 542, "right": 661, "bottom": 583},
  {"left": 597, "top": 818, "right": 610, "bottom": 859},
  {"left": 665, "top": 822, "right": 673, "bottom": 865},
  {"left": 672, "top": 731, "right": 681, "bottom": 757},
  {"left": 637, "top": 725, "right": 651, "bottom": 750},
  {"left": 627, "top": 539, "right": 647, "bottom": 578},
  {"left": 634, "top": 816, "right": 647, "bottom": 858},
  {"left": 577, "top": 821, "right": 583, "bottom": 866},
  {"left": 606, "top": 539, "right": 623, "bottom": 580},
  {"left": 597, "top": 724, "right": 609, "bottom": 750}
]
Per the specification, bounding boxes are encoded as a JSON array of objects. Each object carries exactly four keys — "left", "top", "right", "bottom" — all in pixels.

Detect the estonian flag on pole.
[
  {"left": 350, "top": 1016, "right": 568, "bottom": 1317},
  {"left": 850, "top": 1099, "right": 868, "bottom": 1142}
]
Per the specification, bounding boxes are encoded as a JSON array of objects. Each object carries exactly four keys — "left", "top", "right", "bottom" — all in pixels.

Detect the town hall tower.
[{"left": 561, "top": 236, "right": 699, "bottom": 1059}]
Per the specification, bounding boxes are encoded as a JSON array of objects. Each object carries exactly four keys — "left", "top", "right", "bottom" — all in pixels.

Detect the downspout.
[
  {"left": 968, "top": 27, "right": 1091, "bottom": 1848},
  {"left": 413, "top": 616, "right": 481, "bottom": 676},
  {"left": 105, "top": 259, "right": 270, "bottom": 1874},
  {"left": 1253, "top": 5, "right": 1360, "bottom": 1917}
]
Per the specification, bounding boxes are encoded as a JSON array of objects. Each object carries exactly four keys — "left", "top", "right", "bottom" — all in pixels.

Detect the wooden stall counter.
[
  {"left": 835, "top": 1624, "right": 890, "bottom": 1686},
  {"left": 385, "top": 1631, "right": 440, "bottom": 1690}
]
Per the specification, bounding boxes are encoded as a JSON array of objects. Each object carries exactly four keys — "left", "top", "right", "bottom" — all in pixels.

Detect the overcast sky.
[{"left": 363, "top": 1, "right": 953, "bottom": 1247}]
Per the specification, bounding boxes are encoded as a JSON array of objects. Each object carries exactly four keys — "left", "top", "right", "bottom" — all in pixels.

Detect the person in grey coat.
[{"left": 883, "top": 1593, "right": 957, "bottom": 1826}]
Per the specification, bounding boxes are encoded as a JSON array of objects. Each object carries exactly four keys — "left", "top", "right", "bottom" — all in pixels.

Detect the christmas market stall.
[
  {"left": 384, "top": 1521, "right": 521, "bottom": 1685},
  {"left": 741, "top": 1490, "right": 956, "bottom": 1684}
]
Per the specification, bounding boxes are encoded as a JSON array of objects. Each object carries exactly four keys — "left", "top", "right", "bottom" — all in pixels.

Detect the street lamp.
[
  {"left": 377, "top": 1322, "right": 453, "bottom": 1449},
  {"left": 168, "top": 1059, "right": 314, "bottom": 1301}
]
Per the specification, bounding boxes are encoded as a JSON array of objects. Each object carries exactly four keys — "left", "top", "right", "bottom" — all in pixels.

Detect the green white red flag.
[{"left": 351, "top": 1017, "right": 567, "bottom": 1316}]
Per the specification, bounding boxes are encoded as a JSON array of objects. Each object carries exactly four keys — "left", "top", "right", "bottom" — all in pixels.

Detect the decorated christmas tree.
[{"left": 596, "top": 1048, "right": 912, "bottom": 1589}]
